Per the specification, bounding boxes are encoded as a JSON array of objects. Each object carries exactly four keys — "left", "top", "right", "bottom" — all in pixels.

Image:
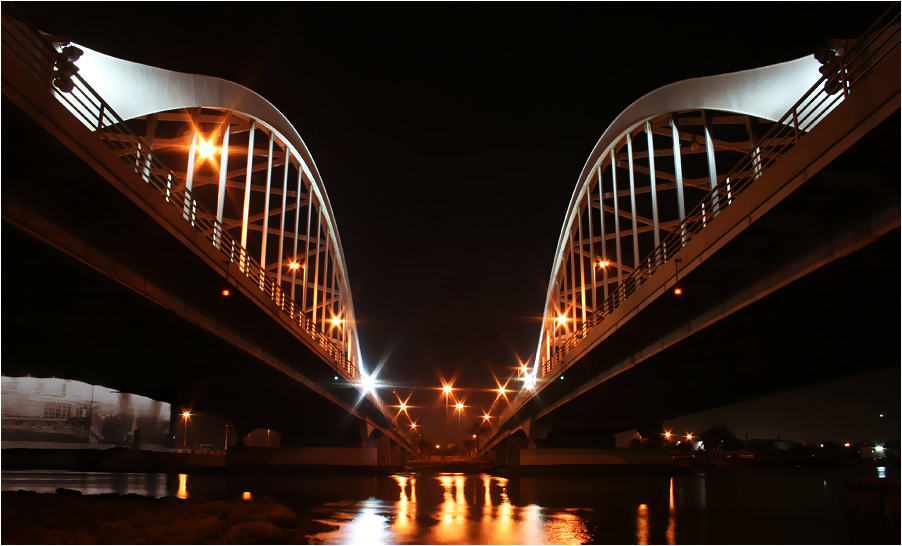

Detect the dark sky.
[{"left": 13, "top": 2, "right": 893, "bottom": 443}]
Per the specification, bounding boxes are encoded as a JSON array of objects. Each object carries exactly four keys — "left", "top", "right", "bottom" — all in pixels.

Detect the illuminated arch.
[
  {"left": 60, "top": 43, "right": 364, "bottom": 381},
  {"left": 533, "top": 54, "right": 834, "bottom": 379}
]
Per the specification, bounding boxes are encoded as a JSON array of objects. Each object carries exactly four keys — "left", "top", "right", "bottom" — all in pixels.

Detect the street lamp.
[{"left": 182, "top": 411, "right": 191, "bottom": 448}]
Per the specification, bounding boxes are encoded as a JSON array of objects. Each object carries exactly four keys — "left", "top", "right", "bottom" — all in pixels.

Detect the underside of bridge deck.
[
  {"left": 2, "top": 97, "right": 387, "bottom": 446},
  {"left": 508, "top": 109, "right": 900, "bottom": 439}
]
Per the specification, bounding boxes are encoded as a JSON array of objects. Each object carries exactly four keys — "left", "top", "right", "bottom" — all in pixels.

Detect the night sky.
[{"left": 11, "top": 3, "right": 895, "bottom": 444}]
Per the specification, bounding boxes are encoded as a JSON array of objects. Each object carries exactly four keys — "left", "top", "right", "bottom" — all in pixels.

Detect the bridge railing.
[
  {"left": 510, "top": 5, "right": 900, "bottom": 418},
  {"left": 1, "top": 6, "right": 359, "bottom": 381}
]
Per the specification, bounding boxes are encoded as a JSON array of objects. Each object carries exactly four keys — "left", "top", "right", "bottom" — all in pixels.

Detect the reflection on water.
[
  {"left": 667, "top": 477, "right": 676, "bottom": 545},
  {"left": 637, "top": 503, "right": 650, "bottom": 545},
  {"left": 3, "top": 466, "right": 895, "bottom": 544},
  {"left": 176, "top": 473, "right": 189, "bottom": 499},
  {"left": 2, "top": 470, "right": 168, "bottom": 496},
  {"left": 315, "top": 473, "right": 590, "bottom": 545}
]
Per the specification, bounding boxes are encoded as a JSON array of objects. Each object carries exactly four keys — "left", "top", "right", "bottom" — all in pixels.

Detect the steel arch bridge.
[
  {"left": 63, "top": 44, "right": 365, "bottom": 381},
  {"left": 2, "top": 9, "right": 405, "bottom": 446},
  {"left": 487, "top": 7, "right": 900, "bottom": 444}
]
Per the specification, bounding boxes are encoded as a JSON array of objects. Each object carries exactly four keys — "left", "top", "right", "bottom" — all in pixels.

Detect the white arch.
[
  {"left": 63, "top": 43, "right": 366, "bottom": 372},
  {"left": 536, "top": 54, "right": 827, "bottom": 372}
]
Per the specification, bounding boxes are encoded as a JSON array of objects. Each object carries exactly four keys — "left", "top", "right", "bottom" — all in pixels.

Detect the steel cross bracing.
[
  {"left": 0, "top": 9, "right": 388, "bottom": 418},
  {"left": 504, "top": 6, "right": 901, "bottom": 427}
]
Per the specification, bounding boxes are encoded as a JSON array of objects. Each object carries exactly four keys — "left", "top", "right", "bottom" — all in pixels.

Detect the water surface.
[{"left": 3, "top": 466, "right": 894, "bottom": 544}]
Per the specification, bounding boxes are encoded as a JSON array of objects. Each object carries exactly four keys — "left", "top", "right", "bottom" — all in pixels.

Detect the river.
[{"left": 2, "top": 465, "right": 895, "bottom": 544}]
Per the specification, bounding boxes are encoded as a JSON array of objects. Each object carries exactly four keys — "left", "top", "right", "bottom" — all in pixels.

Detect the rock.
[{"left": 55, "top": 488, "right": 84, "bottom": 496}]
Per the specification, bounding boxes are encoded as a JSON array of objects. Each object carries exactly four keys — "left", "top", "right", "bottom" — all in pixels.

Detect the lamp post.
[
  {"left": 182, "top": 411, "right": 191, "bottom": 449},
  {"left": 442, "top": 384, "right": 453, "bottom": 451}
]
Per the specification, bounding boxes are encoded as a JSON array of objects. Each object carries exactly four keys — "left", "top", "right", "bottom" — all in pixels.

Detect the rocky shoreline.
[{"left": 1, "top": 489, "right": 336, "bottom": 544}]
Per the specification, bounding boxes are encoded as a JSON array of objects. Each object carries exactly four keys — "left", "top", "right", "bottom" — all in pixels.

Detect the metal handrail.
[
  {"left": 504, "top": 5, "right": 900, "bottom": 419},
  {"left": 1, "top": 6, "right": 358, "bottom": 380}
]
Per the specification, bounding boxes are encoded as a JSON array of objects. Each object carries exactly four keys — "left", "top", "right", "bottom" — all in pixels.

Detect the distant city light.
[
  {"left": 331, "top": 316, "right": 343, "bottom": 326},
  {"left": 399, "top": 403, "right": 407, "bottom": 411},
  {"left": 845, "top": 443, "right": 850, "bottom": 447},
  {"left": 483, "top": 414, "right": 491, "bottom": 420},
  {"left": 879, "top": 413, "right": 884, "bottom": 417},
  {"left": 410, "top": 423, "right": 417, "bottom": 429},
  {"left": 597, "top": 259, "right": 611, "bottom": 268},
  {"left": 664, "top": 432, "right": 671, "bottom": 439},
  {"left": 435, "top": 444, "right": 440, "bottom": 449},
  {"left": 498, "top": 387, "right": 507, "bottom": 395},
  {"left": 686, "top": 434, "right": 693, "bottom": 440},
  {"left": 242, "top": 492, "right": 252, "bottom": 501},
  {"left": 221, "top": 288, "right": 230, "bottom": 297},
  {"left": 521, "top": 365, "right": 528, "bottom": 373},
  {"left": 876, "top": 445, "right": 884, "bottom": 452},
  {"left": 673, "top": 287, "right": 683, "bottom": 296},
  {"left": 289, "top": 261, "right": 301, "bottom": 271},
  {"left": 560, "top": 376, "right": 564, "bottom": 380},
  {"left": 443, "top": 385, "right": 453, "bottom": 394},
  {"left": 455, "top": 403, "right": 464, "bottom": 410},
  {"left": 556, "top": 314, "right": 568, "bottom": 326}
]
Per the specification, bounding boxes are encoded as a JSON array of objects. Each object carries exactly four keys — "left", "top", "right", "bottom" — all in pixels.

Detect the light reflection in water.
[
  {"left": 317, "top": 473, "right": 591, "bottom": 545},
  {"left": 176, "top": 473, "right": 189, "bottom": 499},
  {"left": 543, "top": 511, "right": 590, "bottom": 545},
  {"left": 391, "top": 475, "right": 415, "bottom": 536},
  {"left": 667, "top": 477, "right": 677, "bottom": 545},
  {"left": 636, "top": 503, "right": 650, "bottom": 545},
  {"left": 345, "top": 497, "right": 391, "bottom": 545}
]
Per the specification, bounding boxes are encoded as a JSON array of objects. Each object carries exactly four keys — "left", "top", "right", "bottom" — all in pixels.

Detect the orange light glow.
[
  {"left": 221, "top": 288, "right": 230, "bottom": 297},
  {"left": 182, "top": 411, "right": 191, "bottom": 418},
  {"left": 198, "top": 139, "right": 216, "bottom": 159},
  {"left": 686, "top": 434, "right": 693, "bottom": 441},
  {"left": 498, "top": 387, "right": 507, "bottom": 395},
  {"left": 597, "top": 259, "right": 611, "bottom": 268},
  {"left": 520, "top": 365, "right": 528, "bottom": 373},
  {"left": 455, "top": 403, "right": 464, "bottom": 410},
  {"left": 483, "top": 414, "right": 491, "bottom": 420},
  {"left": 242, "top": 491, "right": 252, "bottom": 501},
  {"left": 472, "top": 434, "right": 477, "bottom": 438},
  {"left": 176, "top": 473, "right": 189, "bottom": 499},
  {"left": 399, "top": 403, "right": 407, "bottom": 411},
  {"left": 674, "top": 287, "right": 683, "bottom": 296},
  {"left": 410, "top": 423, "right": 417, "bottom": 429},
  {"left": 664, "top": 431, "right": 671, "bottom": 439},
  {"left": 443, "top": 385, "right": 453, "bottom": 394},
  {"left": 331, "top": 316, "right": 343, "bottom": 327},
  {"left": 435, "top": 444, "right": 440, "bottom": 449},
  {"left": 556, "top": 314, "right": 568, "bottom": 326},
  {"left": 288, "top": 261, "right": 301, "bottom": 271}
]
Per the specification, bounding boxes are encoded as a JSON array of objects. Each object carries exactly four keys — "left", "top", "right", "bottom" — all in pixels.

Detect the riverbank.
[{"left": 1, "top": 489, "right": 335, "bottom": 544}]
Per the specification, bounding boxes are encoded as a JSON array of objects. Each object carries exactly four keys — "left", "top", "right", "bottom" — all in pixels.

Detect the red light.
[
  {"left": 673, "top": 287, "right": 682, "bottom": 296},
  {"left": 221, "top": 289, "right": 230, "bottom": 297}
]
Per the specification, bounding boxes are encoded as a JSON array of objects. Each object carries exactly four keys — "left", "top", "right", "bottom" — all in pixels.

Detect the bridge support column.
[
  {"left": 522, "top": 417, "right": 550, "bottom": 449},
  {"left": 504, "top": 433, "right": 529, "bottom": 467}
]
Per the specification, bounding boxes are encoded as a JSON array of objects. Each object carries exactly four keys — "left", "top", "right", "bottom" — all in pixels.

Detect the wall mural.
[{"left": 1, "top": 376, "right": 171, "bottom": 450}]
